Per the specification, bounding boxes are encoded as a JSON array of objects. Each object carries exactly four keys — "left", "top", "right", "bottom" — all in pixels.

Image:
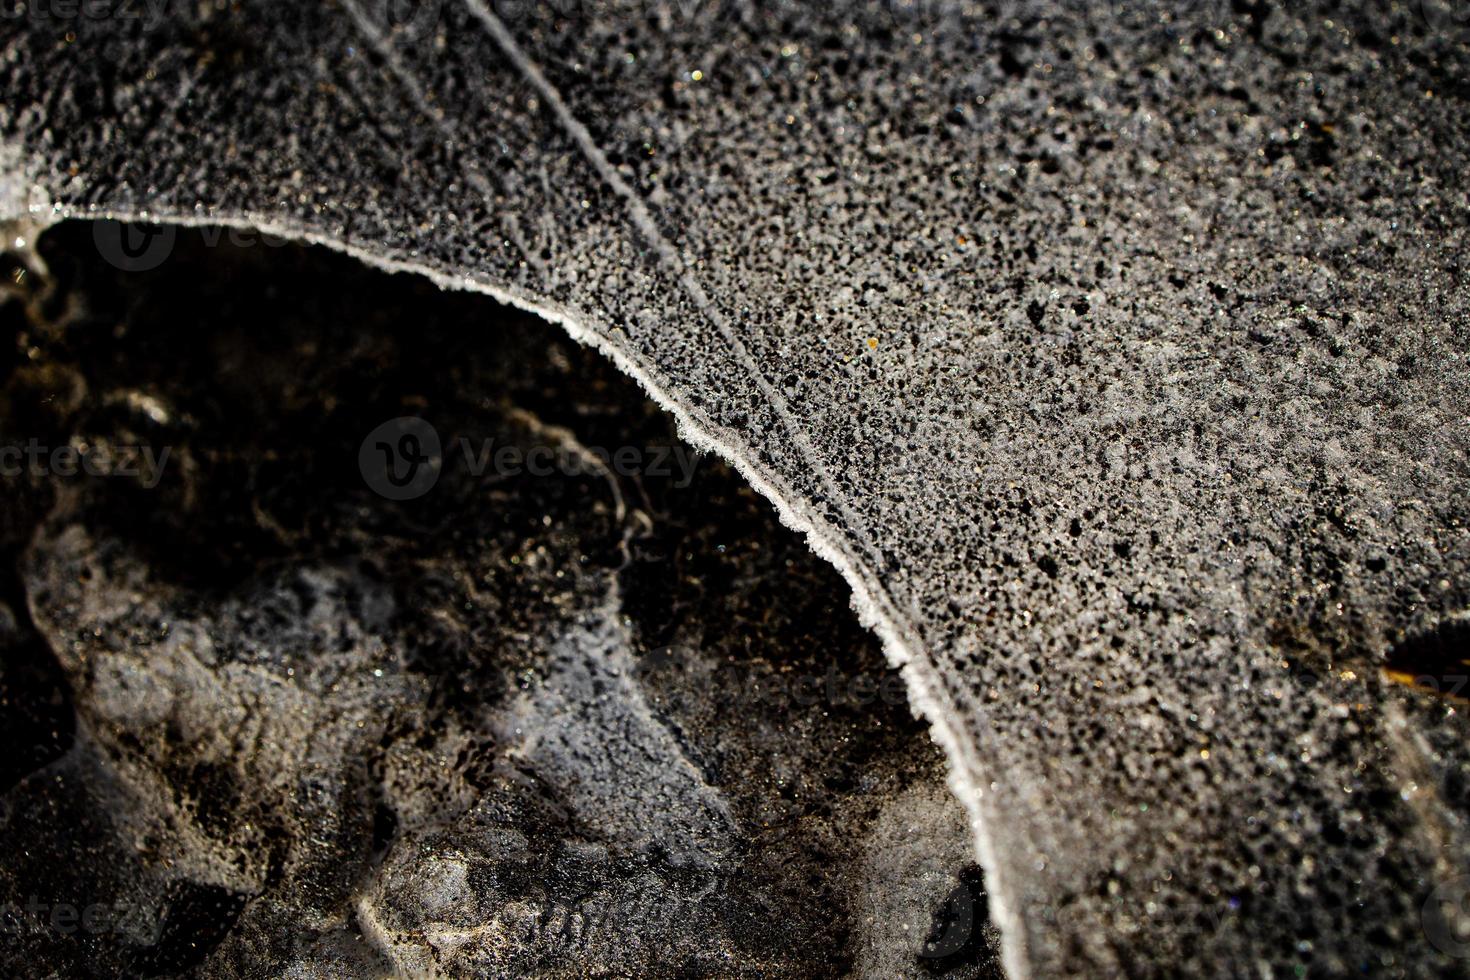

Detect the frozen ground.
[{"left": 3, "top": 1, "right": 1470, "bottom": 975}]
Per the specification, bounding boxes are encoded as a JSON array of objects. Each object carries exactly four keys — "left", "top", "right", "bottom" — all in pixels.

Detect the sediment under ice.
[
  {"left": 0, "top": 227, "right": 1004, "bottom": 976},
  {"left": 3, "top": 1, "right": 1470, "bottom": 975}
]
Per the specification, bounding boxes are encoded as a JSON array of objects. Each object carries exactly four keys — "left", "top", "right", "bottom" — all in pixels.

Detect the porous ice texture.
[{"left": 3, "top": 1, "right": 1470, "bottom": 974}]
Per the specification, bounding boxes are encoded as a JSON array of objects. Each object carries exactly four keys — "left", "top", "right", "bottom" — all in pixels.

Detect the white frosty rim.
[{"left": 3, "top": 196, "right": 1032, "bottom": 980}]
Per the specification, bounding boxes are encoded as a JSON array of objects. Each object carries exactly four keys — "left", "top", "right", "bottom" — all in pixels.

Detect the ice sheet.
[{"left": 3, "top": 1, "right": 1469, "bottom": 974}]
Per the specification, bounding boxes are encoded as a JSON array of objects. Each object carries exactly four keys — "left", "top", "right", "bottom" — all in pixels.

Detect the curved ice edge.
[{"left": 17, "top": 203, "right": 1032, "bottom": 980}]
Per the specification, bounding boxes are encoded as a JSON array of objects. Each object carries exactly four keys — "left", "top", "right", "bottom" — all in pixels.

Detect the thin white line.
[
  {"left": 340, "top": 0, "right": 548, "bottom": 277},
  {"left": 459, "top": 0, "right": 887, "bottom": 575}
]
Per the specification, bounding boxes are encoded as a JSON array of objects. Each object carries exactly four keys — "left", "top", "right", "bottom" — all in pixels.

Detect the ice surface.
[
  {"left": 0, "top": 227, "right": 996, "bottom": 976},
  {"left": 3, "top": 1, "right": 1470, "bottom": 975}
]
